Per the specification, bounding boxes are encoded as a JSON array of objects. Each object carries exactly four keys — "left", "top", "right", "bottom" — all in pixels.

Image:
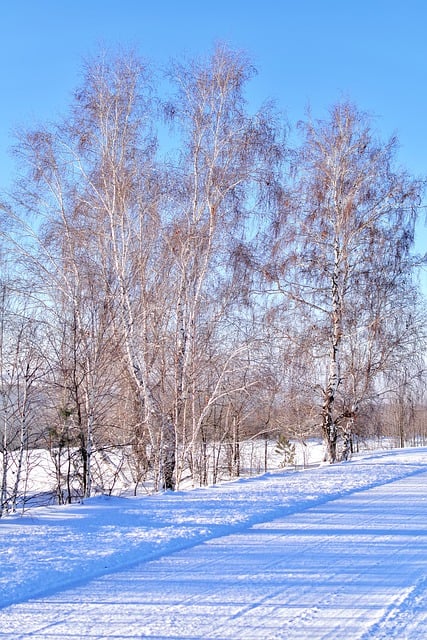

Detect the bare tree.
[
  {"left": 0, "top": 279, "right": 43, "bottom": 515},
  {"left": 268, "top": 102, "right": 423, "bottom": 461},
  {"left": 8, "top": 51, "right": 178, "bottom": 491},
  {"left": 165, "top": 44, "right": 284, "bottom": 484}
]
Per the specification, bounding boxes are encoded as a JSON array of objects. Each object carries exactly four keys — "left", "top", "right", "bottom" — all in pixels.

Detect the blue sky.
[{"left": 1, "top": 0, "right": 426, "bottom": 268}]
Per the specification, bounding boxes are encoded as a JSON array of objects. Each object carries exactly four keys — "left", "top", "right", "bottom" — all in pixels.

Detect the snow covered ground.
[{"left": 1, "top": 447, "right": 427, "bottom": 639}]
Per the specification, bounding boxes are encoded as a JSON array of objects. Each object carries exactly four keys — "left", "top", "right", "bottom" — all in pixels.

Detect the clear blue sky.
[{"left": 1, "top": 0, "right": 426, "bottom": 268}]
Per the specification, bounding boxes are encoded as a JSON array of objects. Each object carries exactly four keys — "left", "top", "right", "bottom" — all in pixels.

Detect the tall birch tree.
[
  {"left": 165, "top": 44, "right": 284, "bottom": 482},
  {"left": 269, "top": 102, "right": 422, "bottom": 461}
]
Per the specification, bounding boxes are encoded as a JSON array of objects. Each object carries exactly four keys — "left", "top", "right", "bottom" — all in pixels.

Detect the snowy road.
[{"left": 1, "top": 460, "right": 427, "bottom": 639}]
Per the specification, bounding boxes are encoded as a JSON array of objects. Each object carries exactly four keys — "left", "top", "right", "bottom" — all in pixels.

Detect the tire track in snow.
[{"left": 361, "top": 574, "right": 427, "bottom": 639}]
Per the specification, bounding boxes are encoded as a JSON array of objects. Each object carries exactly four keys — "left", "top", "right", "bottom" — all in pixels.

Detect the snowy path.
[{"left": 1, "top": 463, "right": 427, "bottom": 639}]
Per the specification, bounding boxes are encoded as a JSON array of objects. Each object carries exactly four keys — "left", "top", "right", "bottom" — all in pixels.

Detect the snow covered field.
[{"left": 1, "top": 447, "right": 427, "bottom": 639}]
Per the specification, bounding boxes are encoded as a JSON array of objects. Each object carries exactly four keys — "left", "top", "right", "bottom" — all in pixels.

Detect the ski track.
[
  {"left": 1, "top": 450, "right": 427, "bottom": 638},
  {"left": 360, "top": 574, "right": 427, "bottom": 639}
]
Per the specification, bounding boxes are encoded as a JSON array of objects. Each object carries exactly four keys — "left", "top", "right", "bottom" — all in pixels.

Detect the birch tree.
[
  {"left": 8, "top": 51, "right": 175, "bottom": 490},
  {"left": 66, "top": 53, "right": 177, "bottom": 489},
  {"left": 165, "top": 44, "right": 284, "bottom": 483},
  {"left": 269, "top": 102, "right": 422, "bottom": 461}
]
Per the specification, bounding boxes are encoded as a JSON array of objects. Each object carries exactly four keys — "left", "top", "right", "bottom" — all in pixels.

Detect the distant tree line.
[{"left": 0, "top": 45, "right": 425, "bottom": 512}]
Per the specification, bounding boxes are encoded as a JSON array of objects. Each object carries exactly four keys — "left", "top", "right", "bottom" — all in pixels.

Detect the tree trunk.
[
  {"left": 322, "top": 236, "right": 342, "bottom": 463},
  {"left": 11, "top": 365, "right": 30, "bottom": 512},
  {"left": 161, "top": 414, "right": 176, "bottom": 490},
  {"left": 0, "top": 416, "right": 8, "bottom": 517}
]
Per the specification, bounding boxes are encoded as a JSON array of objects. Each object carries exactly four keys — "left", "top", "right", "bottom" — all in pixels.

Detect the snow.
[{"left": 1, "top": 447, "right": 427, "bottom": 638}]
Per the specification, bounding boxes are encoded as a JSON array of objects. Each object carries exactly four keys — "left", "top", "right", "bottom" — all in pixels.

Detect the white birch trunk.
[{"left": 322, "top": 236, "right": 342, "bottom": 462}]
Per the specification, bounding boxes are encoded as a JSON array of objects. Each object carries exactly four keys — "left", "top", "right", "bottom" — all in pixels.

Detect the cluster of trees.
[{"left": 0, "top": 45, "right": 425, "bottom": 512}]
